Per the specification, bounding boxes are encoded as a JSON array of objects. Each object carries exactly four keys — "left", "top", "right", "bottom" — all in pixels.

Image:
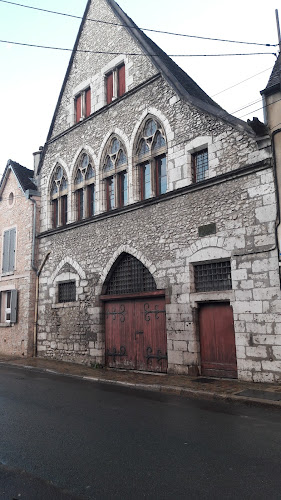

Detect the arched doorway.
[{"left": 101, "top": 253, "right": 167, "bottom": 373}]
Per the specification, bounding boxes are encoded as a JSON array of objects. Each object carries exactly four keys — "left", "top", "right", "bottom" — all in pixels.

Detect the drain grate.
[
  {"left": 236, "top": 389, "right": 281, "bottom": 401},
  {"left": 192, "top": 378, "right": 216, "bottom": 384}
]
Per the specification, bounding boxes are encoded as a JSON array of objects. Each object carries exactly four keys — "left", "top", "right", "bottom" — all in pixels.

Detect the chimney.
[{"left": 33, "top": 146, "right": 43, "bottom": 176}]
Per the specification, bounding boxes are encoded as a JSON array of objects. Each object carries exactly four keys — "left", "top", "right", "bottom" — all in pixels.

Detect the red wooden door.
[
  {"left": 199, "top": 303, "right": 237, "bottom": 379},
  {"left": 105, "top": 297, "right": 167, "bottom": 373}
]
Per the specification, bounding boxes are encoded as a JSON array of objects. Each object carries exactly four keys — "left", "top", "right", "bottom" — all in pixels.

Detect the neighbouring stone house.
[
  {"left": 36, "top": 0, "right": 281, "bottom": 382},
  {"left": 0, "top": 160, "right": 40, "bottom": 356}
]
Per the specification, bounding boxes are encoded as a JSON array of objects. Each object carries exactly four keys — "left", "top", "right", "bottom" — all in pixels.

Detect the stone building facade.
[
  {"left": 36, "top": 0, "right": 281, "bottom": 382},
  {"left": 0, "top": 160, "right": 40, "bottom": 356}
]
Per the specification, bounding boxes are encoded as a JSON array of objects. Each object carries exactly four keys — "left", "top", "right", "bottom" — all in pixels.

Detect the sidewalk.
[{"left": 1, "top": 354, "right": 281, "bottom": 409}]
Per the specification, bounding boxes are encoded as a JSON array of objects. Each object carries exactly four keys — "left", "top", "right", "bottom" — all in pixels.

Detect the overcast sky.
[{"left": 0, "top": 0, "right": 279, "bottom": 173}]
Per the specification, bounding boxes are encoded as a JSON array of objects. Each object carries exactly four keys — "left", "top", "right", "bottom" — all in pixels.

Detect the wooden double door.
[
  {"left": 198, "top": 302, "right": 237, "bottom": 379},
  {"left": 105, "top": 296, "right": 167, "bottom": 373}
]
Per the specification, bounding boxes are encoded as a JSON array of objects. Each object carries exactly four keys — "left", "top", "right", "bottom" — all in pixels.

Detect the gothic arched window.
[
  {"left": 50, "top": 165, "right": 68, "bottom": 228},
  {"left": 136, "top": 118, "right": 167, "bottom": 200},
  {"left": 103, "top": 137, "right": 128, "bottom": 211},
  {"left": 74, "top": 153, "right": 95, "bottom": 221}
]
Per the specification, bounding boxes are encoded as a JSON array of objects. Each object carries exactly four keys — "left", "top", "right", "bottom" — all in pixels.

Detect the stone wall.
[{"left": 37, "top": 160, "right": 281, "bottom": 382}]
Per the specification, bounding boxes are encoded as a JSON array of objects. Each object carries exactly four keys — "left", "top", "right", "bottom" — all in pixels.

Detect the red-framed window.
[
  {"left": 75, "top": 95, "right": 82, "bottom": 123},
  {"left": 87, "top": 184, "right": 95, "bottom": 217},
  {"left": 106, "top": 64, "right": 126, "bottom": 104},
  {"left": 106, "top": 177, "right": 115, "bottom": 210},
  {"left": 75, "top": 88, "right": 91, "bottom": 123},
  {"left": 118, "top": 172, "right": 128, "bottom": 208},
  {"left": 156, "top": 156, "right": 167, "bottom": 196},
  {"left": 117, "top": 64, "right": 126, "bottom": 97},
  {"left": 85, "top": 88, "right": 91, "bottom": 118},
  {"left": 76, "top": 189, "right": 84, "bottom": 221},
  {"left": 61, "top": 195, "right": 68, "bottom": 226},
  {"left": 140, "top": 163, "right": 151, "bottom": 200},
  {"left": 52, "top": 199, "right": 59, "bottom": 228}
]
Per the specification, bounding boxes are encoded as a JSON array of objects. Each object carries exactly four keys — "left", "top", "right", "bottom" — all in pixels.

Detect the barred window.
[
  {"left": 106, "top": 254, "right": 157, "bottom": 295},
  {"left": 194, "top": 261, "right": 232, "bottom": 292},
  {"left": 58, "top": 281, "right": 76, "bottom": 303},
  {"left": 192, "top": 149, "right": 208, "bottom": 183}
]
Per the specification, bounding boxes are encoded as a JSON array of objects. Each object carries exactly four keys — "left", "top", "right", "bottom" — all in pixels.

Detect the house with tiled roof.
[
  {"left": 35, "top": 0, "right": 281, "bottom": 383},
  {"left": 0, "top": 159, "right": 40, "bottom": 356}
]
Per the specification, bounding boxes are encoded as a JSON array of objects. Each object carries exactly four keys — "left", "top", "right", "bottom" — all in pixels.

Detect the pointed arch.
[
  {"left": 103, "top": 253, "right": 157, "bottom": 295},
  {"left": 97, "top": 128, "right": 131, "bottom": 171},
  {"left": 131, "top": 108, "right": 173, "bottom": 153},
  {"left": 49, "top": 162, "right": 69, "bottom": 228},
  {"left": 99, "top": 245, "right": 157, "bottom": 290},
  {"left": 69, "top": 145, "right": 98, "bottom": 180},
  {"left": 100, "top": 133, "right": 129, "bottom": 211},
  {"left": 50, "top": 256, "right": 86, "bottom": 285},
  {"left": 72, "top": 149, "right": 96, "bottom": 221}
]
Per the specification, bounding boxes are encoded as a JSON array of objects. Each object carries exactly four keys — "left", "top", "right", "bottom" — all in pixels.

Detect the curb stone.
[{"left": 0, "top": 360, "right": 281, "bottom": 409}]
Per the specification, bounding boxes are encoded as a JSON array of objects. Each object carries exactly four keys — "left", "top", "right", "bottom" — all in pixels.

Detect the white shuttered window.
[{"left": 2, "top": 228, "right": 16, "bottom": 273}]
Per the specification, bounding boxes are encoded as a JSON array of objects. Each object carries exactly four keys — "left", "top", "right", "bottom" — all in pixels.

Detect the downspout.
[
  {"left": 29, "top": 196, "right": 50, "bottom": 357},
  {"left": 33, "top": 251, "right": 50, "bottom": 357},
  {"left": 271, "top": 128, "right": 281, "bottom": 267}
]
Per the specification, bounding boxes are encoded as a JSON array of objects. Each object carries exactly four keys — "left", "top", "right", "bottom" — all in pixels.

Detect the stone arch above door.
[{"left": 104, "top": 252, "right": 157, "bottom": 296}]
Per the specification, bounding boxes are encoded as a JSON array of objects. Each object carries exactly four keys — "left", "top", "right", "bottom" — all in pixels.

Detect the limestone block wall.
[
  {"left": 40, "top": 76, "right": 270, "bottom": 234},
  {"left": 37, "top": 161, "right": 281, "bottom": 382},
  {"left": 0, "top": 172, "right": 39, "bottom": 356}
]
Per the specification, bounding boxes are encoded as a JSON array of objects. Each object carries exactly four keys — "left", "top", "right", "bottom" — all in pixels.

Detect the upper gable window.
[
  {"left": 106, "top": 64, "right": 126, "bottom": 105},
  {"left": 192, "top": 149, "right": 208, "bottom": 183},
  {"left": 50, "top": 165, "right": 68, "bottom": 228},
  {"left": 136, "top": 118, "right": 167, "bottom": 200},
  {"left": 74, "top": 153, "right": 96, "bottom": 221},
  {"left": 75, "top": 87, "right": 91, "bottom": 123},
  {"left": 103, "top": 137, "right": 128, "bottom": 211},
  {"left": 2, "top": 228, "right": 16, "bottom": 274}
]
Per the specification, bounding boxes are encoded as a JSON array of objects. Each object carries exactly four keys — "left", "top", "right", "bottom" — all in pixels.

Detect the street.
[{"left": 0, "top": 365, "right": 281, "bottom": 499}]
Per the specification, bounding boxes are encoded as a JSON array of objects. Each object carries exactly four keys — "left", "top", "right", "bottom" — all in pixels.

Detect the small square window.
[
  {"left": 192, "top": 149, "right": 208, "bottom": 183},
  {"left": 58, "top": 281, "right": 76, "bottom": 303}
]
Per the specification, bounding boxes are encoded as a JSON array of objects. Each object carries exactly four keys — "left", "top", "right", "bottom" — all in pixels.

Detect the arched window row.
[{"left": 50, "top": 118, "right": 167, "bottom": 229}]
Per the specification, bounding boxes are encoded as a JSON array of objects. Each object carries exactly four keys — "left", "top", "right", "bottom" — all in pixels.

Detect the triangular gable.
[
  {"left": 0, "top": 160, "right": 37, "bottom": 199},
  {"left": 44, "top": 0, "right": 254, "bottom": 153}
]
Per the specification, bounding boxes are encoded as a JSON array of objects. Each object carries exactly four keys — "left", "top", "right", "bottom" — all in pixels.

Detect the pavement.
[{"left": 1, "top": 354, "right": 281, "bottom": 409}]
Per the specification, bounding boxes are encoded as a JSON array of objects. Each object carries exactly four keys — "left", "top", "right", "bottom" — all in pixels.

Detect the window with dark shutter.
[
  {"left": 118, "top": 64, "right": 126, "bottom": 97},
  {"left": 106, "top": 72, "right": 114, "bottom": 104},
  {"left": 2, "top": 228, "right": 16, "bottom": 273}
]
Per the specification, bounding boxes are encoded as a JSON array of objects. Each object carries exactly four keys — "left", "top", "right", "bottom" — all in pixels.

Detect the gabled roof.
[
  {"left": 261, "top": 53, "right": 281, "bottom": 96},
  {"left": 0, "top": 159, "right": 37, "bottom": 198},
  {"left": 45, "top": 0, "right": 254, "bottom": 148}
]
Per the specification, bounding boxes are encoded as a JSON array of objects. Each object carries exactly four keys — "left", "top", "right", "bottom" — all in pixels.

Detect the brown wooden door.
[
  {"left": 199, "top": 303, "right": 237, "bottom": 379},
  {"left": 105, "top": 297, "right": 167, "bottom": 373}
]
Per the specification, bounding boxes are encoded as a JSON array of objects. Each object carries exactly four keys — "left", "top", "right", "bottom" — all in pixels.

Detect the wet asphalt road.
[{"left": 0, "top": 365, "right": 281, "bottom": 500}]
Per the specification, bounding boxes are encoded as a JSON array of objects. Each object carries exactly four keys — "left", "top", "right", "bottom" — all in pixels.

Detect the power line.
[
  {"left": 211, "top": 67, "right": 273, "bottom": 97},
  {"left": 0, "top": 0, "right": 277, "bottom": 48},
  {"left": 0, "top": 39, "right": 276, "bottom": 58},
  {"left": 236, "top": 96, "right": 281, "bottom": 119},
  {"left": 231, "top": 98, "right": 261, "bottom": 114}
]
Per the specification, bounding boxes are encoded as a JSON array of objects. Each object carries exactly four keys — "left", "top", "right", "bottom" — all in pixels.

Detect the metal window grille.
[
  {"left": 106, "top": 254, "right": 157, "bottom": 295},
  {"left": 58, "top": 281, "right": 76, "bottom": 303},
  {"left": 194, "top": 261, "right": 232, "bottom": 292},
  {"left": 192, "top": 149, "right": 208, "bottom": 182}
]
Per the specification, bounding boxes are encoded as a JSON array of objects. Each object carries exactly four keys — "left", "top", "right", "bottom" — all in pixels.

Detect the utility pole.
[{"left": 276, "top": 9, "right": 281, "bottom": 53}]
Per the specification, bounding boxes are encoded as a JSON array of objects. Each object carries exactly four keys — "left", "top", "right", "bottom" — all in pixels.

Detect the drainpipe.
[
  {"left": 271, "top": 128, "right": 281, "bottom": 264},
  {"left": 29, "top": 196, "right": 50, "bottom": 357},
  {"left": 33, "top": 251, "right": 50, "bottom": 357}
]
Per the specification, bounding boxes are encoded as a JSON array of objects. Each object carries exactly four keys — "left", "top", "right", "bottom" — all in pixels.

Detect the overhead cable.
[
  {"left": 211, "top": 67, "right": 273, "bottom": 97},
  {"left": 0, "top": 39, "right": 276, "bottom": 58},
  {"left": 0, "top": 0, "right": 277, "bottom": 47}
]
